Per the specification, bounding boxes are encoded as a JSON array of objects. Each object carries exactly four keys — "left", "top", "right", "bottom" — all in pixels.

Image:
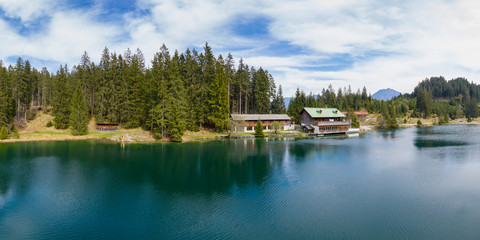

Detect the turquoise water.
[{"left": 1, "top": 125, "right": 480, "bottom": 239}]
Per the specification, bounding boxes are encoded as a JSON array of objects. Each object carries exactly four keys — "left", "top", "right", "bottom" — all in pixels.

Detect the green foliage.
[
  {"left": 416, "top": 88, "right": 433, "bottom": 118},
  {"left": 271, "top": 85, "right": 287, "bottom": 114},
  {"left": 52, "top": 65, "right": 71, "bottom": 129},
  {"left": 11, "top": 125, "right": 19, "bottom": 139},
  {"left": 0, "top": 125, "right": 8, "bottom": 140},
  {"left": 417, "top": 120, "right": 423, "bottom": 127},
  {"left": 254, "top": 119, "right": 265, "bottom": 138},
  {"left": 271, "top": 121, "right": 282, "bottom": 134},
  {"left": 465, "top": 97, "right": 479, "bottom": 121},
  {"left": 287, "top": 88, "right": 306, "bottom": 124},
  {"left": 351, "top": 113, "right": 360, "bottom": 128},
  {"left": 46, "top": 121, "right": 53, "bottom": 127},
  {"left": 69, "top": 82, "right": 89, "bottom": 135}
]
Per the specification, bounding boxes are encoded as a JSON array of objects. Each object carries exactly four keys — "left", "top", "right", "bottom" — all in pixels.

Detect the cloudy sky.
[{"left": 1, "top": 0, "right": 480, "bottom": 96}]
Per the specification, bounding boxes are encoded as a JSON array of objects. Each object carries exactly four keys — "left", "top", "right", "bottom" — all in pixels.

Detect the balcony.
[{"left": 316, "top": 121, "right": 350, "bottom": 126}]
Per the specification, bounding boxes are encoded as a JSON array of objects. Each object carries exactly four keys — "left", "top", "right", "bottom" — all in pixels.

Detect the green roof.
[{"left": 301, "top": 108, "right": 346, "bottom": 118}]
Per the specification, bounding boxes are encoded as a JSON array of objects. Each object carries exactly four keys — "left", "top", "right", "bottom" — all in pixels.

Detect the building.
[
  {"left": 341, "top": 111, "right": 369, "bottom": 121},
  {"left": 96, "top": 123, "right": 119, "bottom": 131},
  {"left": 300, "top": 108, "right": 350, "bottom": 135},
  {"left": 231, "top": 114, "right": 294, "bottom": 132}
]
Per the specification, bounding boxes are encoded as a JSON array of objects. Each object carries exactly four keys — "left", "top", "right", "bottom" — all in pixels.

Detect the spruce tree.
[
  {"left": 207, "top": 55, "right": 229, "bottom": 130},
  {"left": 254, "top": 119, "right": 265, "bottom": 138},
  {"left": 165, "top": 51, "right": 187, "bottom": 142},
  {"left": 52, "top": 65, "right": 71, "bottom": 129},
  {"left": 0, "top": 125, "right": 8, "bottom": 140},
  {"left": 351, "top": 113, "right": 360, "bottom": 128},
  {"left": 69, "top": 82, "right": 89, "bottom": 135}
]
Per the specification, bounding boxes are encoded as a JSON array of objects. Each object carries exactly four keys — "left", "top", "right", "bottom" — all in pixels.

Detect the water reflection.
[
  {"left": 0, "top": 139, "right": 284, "bottom": 195},
  {"left": 414, "top": 139, "right": 467, "bottom": 148}
]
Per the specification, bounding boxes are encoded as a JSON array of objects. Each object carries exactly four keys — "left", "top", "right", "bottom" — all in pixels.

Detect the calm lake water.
[{"left": 1, "top": 125, "right": 480, "bottom": 239}]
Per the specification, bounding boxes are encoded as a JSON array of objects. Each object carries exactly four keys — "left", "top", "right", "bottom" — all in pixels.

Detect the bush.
[
  {"left": 417, "top": 120, "right": 423, "bottom": 128},
  {"left": 271, "top": 121, "right": 282, "bottom": 135},
  {"left": 27, "top": 109, "right": 37, "bottom": 121},
  {"left": 46, "top": 121, "right": 53, "bottom": 127},
  {"left": 11, "top": 126, "right": 19, "bottom": 139},
  {"left": 0, "top": 125, "right": 8, "bottom": 140}
]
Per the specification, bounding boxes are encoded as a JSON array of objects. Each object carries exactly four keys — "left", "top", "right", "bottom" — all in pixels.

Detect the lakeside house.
[
  {"left": 341, "top": 111, "right": 369, "bottom": 121},
  {"left": 231, "top": 114, "right": 295, "bottom": 132},
  {"left": 300, "top": 107, "right": 350, "bottom": 135}
]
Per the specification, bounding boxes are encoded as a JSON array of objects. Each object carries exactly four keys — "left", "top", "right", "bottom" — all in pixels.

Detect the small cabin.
[
  {"left": 231, "top": 114, "right": 294, "bottom": 132},
  {"left": 96, "top": 123, "right": 119, "bottom": 131}
]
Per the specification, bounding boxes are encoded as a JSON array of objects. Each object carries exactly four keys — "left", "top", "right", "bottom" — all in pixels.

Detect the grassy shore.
[{"left": 1, "top": 112, "right": 479, "bottom": 143}]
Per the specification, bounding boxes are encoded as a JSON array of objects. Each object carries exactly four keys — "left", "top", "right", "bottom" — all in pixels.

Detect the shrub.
[
  {"left": 11, "top": 126, "right": 19, "bottom": 139},
  {"left": 27, "top": 109, "right": 37, "bottom": 121},
  {"left": 0, "top": 125, "right": 8, "bottom": 140},
  {"left": 417, "top": 120, "right": 423, "bottom": 128},
  {"left": 46, "top": 121, "right": 53, "bottom": 127},
  {"left": 271, "top": 121, "right": 282, "bottom": 135}
]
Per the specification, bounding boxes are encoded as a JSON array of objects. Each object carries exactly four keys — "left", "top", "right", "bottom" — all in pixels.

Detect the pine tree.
[
  {"left": 254, "top": 119, "right": 265, "bottom": 138},
  {"left": 181, "top": 48, "right": 201, "bottom": 131},
  {"left": 351, "top": 113, "right": 360, "bottom": 128},
  {"left": 52, "top": 65, "right": 71, "bottom": 129},
  {"left": 203, "top": 42, "right": 217, "bottom": 128},
  {"left": 0, "top": 63, "right": 15, "bottom": 126},
  {"left": 0, "top": 125, "right": 8, "bottom": 140},
  {"left": 165, "top": 51, "right": 187, "bottom": 141},
  {"left": 207, "top": 55, "right": 229, "bottom": 130},
  {"left": 69, "top": 82, "right": 89, "bottom": 135},
  {"left": 148, "top": 44, "right": 170, "bottom": 138}
]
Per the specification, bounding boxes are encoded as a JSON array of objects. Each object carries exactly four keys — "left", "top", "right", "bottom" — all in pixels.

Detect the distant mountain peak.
[{"left": 372, "top": 88, "right": 401, "bottom": 100}]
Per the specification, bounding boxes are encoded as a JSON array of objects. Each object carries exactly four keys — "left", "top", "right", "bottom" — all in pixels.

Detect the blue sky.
[{"left": 1, "top": 0, "right": 480, "bottom": 96}]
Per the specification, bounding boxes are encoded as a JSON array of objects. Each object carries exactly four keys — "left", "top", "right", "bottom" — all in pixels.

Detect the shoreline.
[{"left": 2, "top": 116, "right": 480, "bottom": 144}]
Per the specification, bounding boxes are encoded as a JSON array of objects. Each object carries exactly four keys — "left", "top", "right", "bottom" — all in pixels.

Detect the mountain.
[{"left": 372, "top": 88, "right": 401, "bottom": 100}]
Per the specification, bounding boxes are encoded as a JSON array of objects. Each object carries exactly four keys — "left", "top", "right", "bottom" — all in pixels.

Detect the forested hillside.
[{"left": 0, "top": 43, "right": 287, "bottom": 141}]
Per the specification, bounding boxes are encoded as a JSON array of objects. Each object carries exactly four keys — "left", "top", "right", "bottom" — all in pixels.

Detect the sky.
[{"left": 1, "top": 0, "right": 480, "bottom": 96}]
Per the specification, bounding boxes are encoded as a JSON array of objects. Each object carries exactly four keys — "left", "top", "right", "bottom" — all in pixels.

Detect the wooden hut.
[{"left": 96, "top": 123, "right": 119, "bottom": 131}]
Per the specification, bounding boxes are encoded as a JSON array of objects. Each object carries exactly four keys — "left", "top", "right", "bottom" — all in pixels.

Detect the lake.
[{"left": 1, "top": 125, "right": 480, "bottom": 239}]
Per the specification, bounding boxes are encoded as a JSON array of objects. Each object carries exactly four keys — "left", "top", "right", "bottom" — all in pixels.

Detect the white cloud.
[
  {"left": 2, "top": 0, "right": 480, "bottom": 96},
  {"left": 0, "top": 0, "right": 55, "bottom": 23}
]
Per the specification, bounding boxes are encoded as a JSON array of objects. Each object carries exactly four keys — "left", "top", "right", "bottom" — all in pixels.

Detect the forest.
[
  {"left": 0, "top": 43, "right": 285, "bottom": 141},
  {"left": 1, "top": 42, "right": 479, "bottom": 142}
]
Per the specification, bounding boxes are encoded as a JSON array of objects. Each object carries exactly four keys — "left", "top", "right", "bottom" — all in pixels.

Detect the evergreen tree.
[
  {"left": 52, "top": 65, "right": 71, "bottom": 129},
  {"left": 206, "top": 55, "right": 229, "bottom": 130},
  {"left": 465, "top": 97, "right": 479, "bottom": 121},
  {"left": 254, "top": 119, "right": 265, "bottom": 138},
  {"left": 203, "top": 42, "right": 218, "bottom": 128},
  {"left": 0, "top": 63, "right": 15, "bottom": 126},
  {"left": 69, "top": 82, "right": 89, "bottom": 135},
  {"left": 147, "top": 45, "right": 169, "bottom": 138},
  {"left": 348, "top": 109, "right": 360, "bottom": 128},
  {"left": 181, "top": 48, "right": 201, "bottom": 131},
  {"left": 416, "top": 88, "right": 433, "bottom": 118},
  {"left": 0, "top": 125, "right": 8, "bottom": 140},
  {"left": 271, "top": 84, "right": 286, "bottom": 113},
  {"left": 287, "top": 88, "right": 306, "bottom": 124},
  {"left": 165, "top": 51, "right": 187, "bottom": 142}
]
